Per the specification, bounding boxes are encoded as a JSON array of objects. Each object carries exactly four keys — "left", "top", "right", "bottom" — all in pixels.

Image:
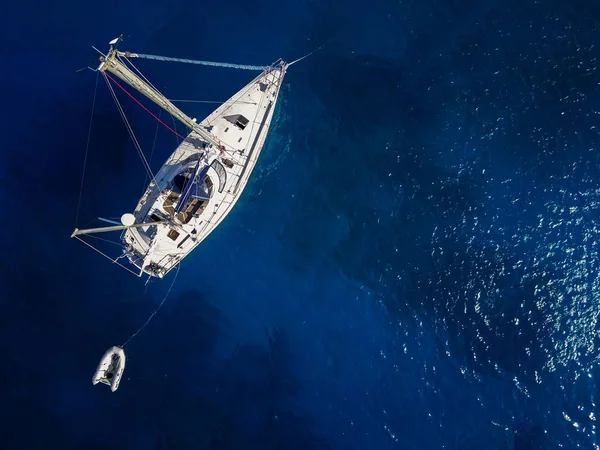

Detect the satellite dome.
[{"left": 121, "top": 213, "right": 135, "bottom": 226}]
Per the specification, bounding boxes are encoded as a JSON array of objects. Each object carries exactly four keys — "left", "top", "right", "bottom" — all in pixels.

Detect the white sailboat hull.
[{"left": 122, "top": 65, "right": 286, "bottom": 278}]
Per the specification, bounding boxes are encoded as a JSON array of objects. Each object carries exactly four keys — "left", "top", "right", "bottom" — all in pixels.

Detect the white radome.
[{"left": 121, "top": 213, "right": 136, "bottom": 226}]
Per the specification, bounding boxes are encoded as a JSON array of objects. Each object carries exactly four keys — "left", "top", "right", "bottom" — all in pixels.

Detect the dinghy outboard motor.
[{"left": 92, "top": 346, "right": 126, "bottom": 392}]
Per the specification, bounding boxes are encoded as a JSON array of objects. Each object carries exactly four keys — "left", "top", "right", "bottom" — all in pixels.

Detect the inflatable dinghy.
[{"left": 92, "top": 346, "right": 126, "bottom": 392}]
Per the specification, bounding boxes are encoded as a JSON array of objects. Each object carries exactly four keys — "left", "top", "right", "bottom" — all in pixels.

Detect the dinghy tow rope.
[
  {"left": 121, "top": 264, "right": 180, "bottom": 348},
  {"left": 92, "top": 250, "right": 180, "bottom": 392}
]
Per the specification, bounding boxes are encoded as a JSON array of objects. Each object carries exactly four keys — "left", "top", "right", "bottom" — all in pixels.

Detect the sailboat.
[{"left": 72, "top": 37, "right": 292, "bottom": 279}]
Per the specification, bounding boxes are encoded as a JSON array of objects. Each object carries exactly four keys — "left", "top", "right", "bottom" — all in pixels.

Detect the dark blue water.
[{"left": 3, "top": 0, "right": 600, "bottom": 448}]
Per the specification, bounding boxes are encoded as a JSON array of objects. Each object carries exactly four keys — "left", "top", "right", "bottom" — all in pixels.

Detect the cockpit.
[{"left": 162, "top": 162, "right": 214, "bottom": 224}]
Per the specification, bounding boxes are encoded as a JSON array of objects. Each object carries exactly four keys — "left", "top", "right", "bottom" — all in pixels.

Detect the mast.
[{"left": 97, "top": 46, "right": 222, "bottom": 148}]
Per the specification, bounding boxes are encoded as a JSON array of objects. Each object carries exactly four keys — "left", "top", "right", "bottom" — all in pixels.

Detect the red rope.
[{"left": 105, "top": 72, "right": 187, "bottom": 140}]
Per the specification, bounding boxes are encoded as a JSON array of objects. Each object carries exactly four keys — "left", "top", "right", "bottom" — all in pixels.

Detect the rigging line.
[
  {"left": 103, "top": 73, "right": 157, "bottom": 185},
  {"left": 239, "top": 70, "right": 277, "bottom": 156},
  {"left": 122, "top": 264, "right": 180, "bottom": 347},
  {"left": 120, "top": 55, "right": 166, "bottom": 166},
  {"left": 104, "top": 74, "right": 145, "bottom": 162},
  {"left": 120, "top": 55, "right": 162, "bottom": 97},
  {"left": 85, "top": 234, "right": 124, "bottom": 247},
  {"left": 141, "top": 108, "right": 161, "bottom": 191},
  {"left": 204, "top": 70, "right": 264, "bottom": 127},
  {"left": 82, "top": 217, "right": 100, "bottom": 229},
  {"left": 169, "top": 99, "right": 257, "bottom": 105},
  {"left": 170, "top": 113, "right": 180, "bottom": 146},
  {"left": 138, "top": 108, "right": 161, "bottom": 196},
  {"left": 150, "top": 109, "right": 160, "bottom": 167},
  {"left": 243, "top": 68, "right": 285, "bottom": 155},
  {"left": 122, "top": 53, "right": 191, "bottom": 142},
  {"left": 74, "top": 236, "right": 140, "bottom": 277},
  {"left": 104, "top": 74, "right": 159, "bottom": 187},
  {"left": 239, "top": 73, "right": 280, "bottom": 159},
  {"left": 121, "top": 54, "right": 200, "bottom": 141},
  {"left": 105, "top": 72, "right": 187, "bottom": 140},
  {"left": 75, "top": 70, "right": 99, "bottom": 227},
  {"left": 128, "top": 52, "right": 268, "bottom": 71}
]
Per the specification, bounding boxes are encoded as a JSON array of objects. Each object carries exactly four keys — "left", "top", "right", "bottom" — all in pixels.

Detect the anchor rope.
[{"left": 122, "top": 264, "right": 180, "bottom": 347}]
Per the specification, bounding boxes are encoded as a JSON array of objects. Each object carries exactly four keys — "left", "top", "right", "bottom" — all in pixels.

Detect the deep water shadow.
[{"left": 206, "top": 327, "right": 329, "bottom": 450}]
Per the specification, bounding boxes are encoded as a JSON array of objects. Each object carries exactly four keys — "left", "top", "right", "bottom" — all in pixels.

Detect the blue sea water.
[{"left": 3, "top": 0, "right": 600, "bottom": 448}]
